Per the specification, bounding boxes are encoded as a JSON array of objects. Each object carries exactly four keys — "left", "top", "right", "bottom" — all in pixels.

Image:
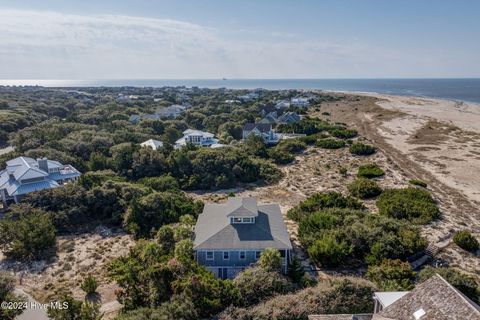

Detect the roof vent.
[{"left": 413, "top": 308, "right": 426, "bottom": 319}]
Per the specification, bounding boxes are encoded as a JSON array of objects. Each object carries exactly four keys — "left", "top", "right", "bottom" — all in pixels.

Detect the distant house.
[
  {"left": 308, "top": 274, "right": 480, "bottom": 320},
  {"left": 129, "top": 113, "right": 161, "bottom": 124},
  {"left": 0, "top": 157, "right": 80, "bottom": 206},
  {"left": 275, "top": 100, "right": 291, "bottom": 109},
  {"left": 259, "top": 111, "right": 278, "bottom": 124},
  {"left": 277, "top": 111, "right": 301, "bottom": 124},
  {"left": 194, "top": 197, "right": 292, "bottom": 279},
  {"left": 291, "top": 97, "right": 310, "bottom": 107},
  {"left": 175, "top": 129, "right": 220, "bottom": 148},
  {"left": 156, "top": 105, "right": 186, "bottom": 118},
  {"left": 129, "top": 104, "right": 188, "bottom": 124},
  {"left": 242, "top": 123, "right": 279, "bottom": 144},
  {"left": 238, "top": 92, "right": 259, "bottom": 102},
  {"left": 140, "top": 139, "right": 164, "bottom": 150}
]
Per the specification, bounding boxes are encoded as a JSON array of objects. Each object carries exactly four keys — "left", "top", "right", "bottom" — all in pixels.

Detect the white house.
[
  {"left": 275, "top": 100, "right": 291, "bottom": 109},
  {"left": 175, "top": 129, "right": 221, "bottom": 148},
  {"left": 140, "top": 139, "right": 164, "bottom": 150},
  {"left": 291, "top": 97, "right": 310, "bottom": 107},
  {"left": 238, "top": 92, "right": 259, "bottom": 102}
]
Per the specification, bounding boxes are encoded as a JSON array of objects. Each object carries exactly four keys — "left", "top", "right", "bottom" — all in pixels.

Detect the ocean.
[{"left": 1, "top": 78, "right": 480, "bottom": 104}]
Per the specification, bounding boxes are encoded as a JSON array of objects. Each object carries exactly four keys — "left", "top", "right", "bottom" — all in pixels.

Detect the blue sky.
[{"left": 0, "top": 0, "right": 479, "bottom": 79}]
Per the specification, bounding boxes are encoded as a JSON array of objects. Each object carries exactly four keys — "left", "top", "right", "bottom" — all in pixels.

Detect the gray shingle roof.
[
  {"left": 376, "top": 274, "right": 480, "bottom": 320},
  {"left": 193, "top": 197, "right": 292, "bottom": 250},
  {"left": 226, "top": 197, "right": 258, "bottom": 217},
  {"left": 243, "top": 123, "right": 272, "bottom": 133}
]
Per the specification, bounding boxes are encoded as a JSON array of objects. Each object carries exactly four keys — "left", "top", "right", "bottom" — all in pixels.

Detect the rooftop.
[
  {"left": 193, "top": 197, "right": 292, "bottom": 251},
  {"left": 375, "top": 274, "right": 480, "bottom": 320}
]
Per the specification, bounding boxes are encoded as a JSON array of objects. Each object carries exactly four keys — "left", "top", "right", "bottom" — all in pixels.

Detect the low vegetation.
[
  {"left": 0, "top": 205, "right": 56, "bottom": 260},
  {"left": 348, "top": 178, "right": 382, "bottom": 199},
  {"left": 367, "top": 259, "right": 415, "bottom": 291},
  {"left": 315, "top": 138, "right": 346, "bottom": 149},
  {"left": 409, "top": 179, "right": 427, "bottom": 188},
  {"left": 219, "top": 277, "right": 376, "bottom": 320},
  {"left": 349, "top": 142, "right": 376, "bottom": 156},
  {"left": 357, "top": 163, "right": 385, "bottom": 178},
  {"left": 376, "top": 187, "right": 440, "bottom": 224},
  {"left": 453, "top": 230, "right": 479, "bottom": 253},
  {"left": 290, "top": 192, "right": 427, "bottom": 267}
]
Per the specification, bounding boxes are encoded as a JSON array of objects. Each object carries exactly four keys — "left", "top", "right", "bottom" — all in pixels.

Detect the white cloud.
[{"left": 0, "top": 9, "right": 469, "bottom": 79}]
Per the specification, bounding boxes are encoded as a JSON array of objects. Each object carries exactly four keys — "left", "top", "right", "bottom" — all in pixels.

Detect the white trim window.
[
  {"left": 255, "top": 251, "right": 261, "bottom": 260},
  {"left": 239, "top": 251, "right": 246, "bottom": 260},
  {"left": 206, "top": 251, "right": 214, "bottom": 261},
  {"left": 223, "top": 251, "right": 230, "bottom": 260}
]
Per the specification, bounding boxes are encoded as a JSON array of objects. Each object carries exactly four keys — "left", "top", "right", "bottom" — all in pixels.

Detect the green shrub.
[
  {"left": 308, "top": 234, "right": 352, "bottom": 267},
  {"left": 267, "top": 149, "right": 295, "bottom": 164},
  {"left": 258, "top": 248, "right": 282, "bottom": 272},
  {"left": 330, "top": 128, "right": 358, "bottom": 139},
  {"left": 287, "top": 192, "right": 364, "bottom": 221},
  {"left": 348, "top": 178, "right": 382, "bottom": 199},
  {"left": 138, "top": 175, "right": 179, "bottom": 192},
  {"left": 376, "top": 188, "right": 440, "bottom": 224},
  {"left": 298, "top": 135, "right": 317, "bottom": 145},
  {"left": 220, "top": 278, "right": 375, "bottom": 320},
  {"left": 453, "top": 230, "right": 479, "bottom": 252},
  {"left": 367, "top": 259, "right": 415, "bottom": 290},
  {"left": 409, "top": 179, "right": 427, "bottom": 188},
  {"left": 81, "top": 275, "right": 98, "bottom": 295},
  {"left": 357, "top": 163, "right": 385, "bottom": 178},
  {"left": 349, "top": 142, "right": 376, "bottom": 156},
  {"left": 316, "top": 138, "right": 346, "bottom": 149},
  {"left": 276, "top": 139, "right": 307, "bottom": 154},
  {"left": 233, "top": 267, "right": 294, "bottom": 307},
  {"left": 0, "top": 205, "right": 56, "bottom": 260}
]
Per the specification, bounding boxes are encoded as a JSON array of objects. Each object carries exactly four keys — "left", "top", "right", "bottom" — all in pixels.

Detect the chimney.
[{"left": 38, "top": 158, "right": 49, "bottom": 173}]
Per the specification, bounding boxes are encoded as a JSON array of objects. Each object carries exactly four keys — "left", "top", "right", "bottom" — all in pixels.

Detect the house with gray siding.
[{"left": 193, "top": 197, "right": 292, "bottom": 279}]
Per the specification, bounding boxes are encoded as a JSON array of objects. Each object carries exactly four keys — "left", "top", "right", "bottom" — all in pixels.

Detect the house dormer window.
[{"left": 230, "top": 217, "right": 255, "bottom": 224}]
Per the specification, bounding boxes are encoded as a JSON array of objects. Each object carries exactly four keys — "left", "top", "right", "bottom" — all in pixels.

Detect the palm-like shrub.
[{"left": 81, "top": 275, "right": 98, "bottom": 295}]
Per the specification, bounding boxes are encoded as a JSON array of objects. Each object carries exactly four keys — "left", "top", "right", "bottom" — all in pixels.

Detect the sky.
[{"left": 0, "top": 0, "right": 479, "bottom": 79}]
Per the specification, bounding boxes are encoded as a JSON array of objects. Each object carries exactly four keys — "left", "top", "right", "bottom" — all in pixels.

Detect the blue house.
[
  {"left": 0, "top": 156, "right": 81, "bottom": 206},
  {"left": 193, "top": 197, "right": 292, "bottom": 279}
]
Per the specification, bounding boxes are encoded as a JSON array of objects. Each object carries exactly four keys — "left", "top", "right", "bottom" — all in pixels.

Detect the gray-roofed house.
[
  {"left": 277, "top": 111, "right": 301, "bottom": 124},
  {"left": 140, "top": 139, "right": 164, "bottom": 150},
  {"left": 0, "top": 156, "right": 81, "bottom": 206},
  {"left": 193, "top": 197, "right": 292, "bottom": 279},
  {"left": 308, "top": 274, "right": 480, "bottom": 320},
  {"left": 259, "top": 111, "right": 278, "bottom": 124},
  {"left": 242, "top": 123, "right": 279, "bottom": 144},
  {"left": 156, "top": 104, "right": 186, "bottom": 118}
]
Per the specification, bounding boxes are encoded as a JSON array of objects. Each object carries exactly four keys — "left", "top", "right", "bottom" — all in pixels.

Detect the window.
[
  {"left": 255, "top": 251, "right": 261, "bottom": 260},
  {"left": 239, "top": 251, "right": 246, "bottom": 260},
  {"left": 206, "top": 251, "right": 214, "bottom": 260},
  {"left": 231, "top": 217, "right": 242, "bottom": 224},
  {"left": 223, "top": 251, "right": 230, "bottom": 260},
  {"left": 242, "top": 217, "right": 251, "bottom": 223}
]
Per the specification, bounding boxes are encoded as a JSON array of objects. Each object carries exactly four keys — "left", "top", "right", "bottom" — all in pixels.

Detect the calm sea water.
[{"left": 1, "top": 78, "right": 480, "bottom": 104}]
